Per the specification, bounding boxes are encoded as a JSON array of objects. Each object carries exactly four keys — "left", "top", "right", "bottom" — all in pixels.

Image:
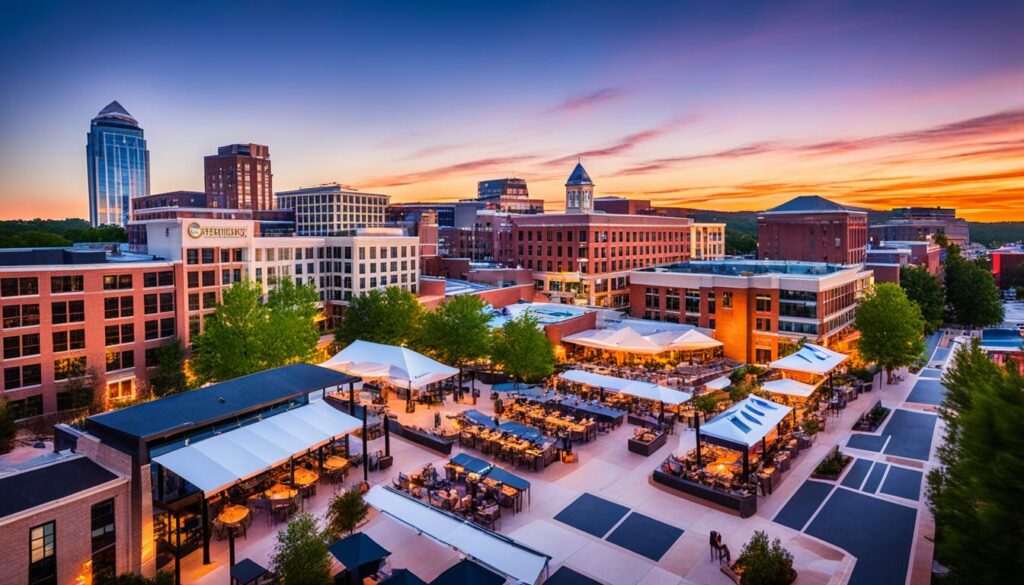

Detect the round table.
[
  {"left": 218, "top": 504, "right": 249, "bottom": 528},
  {"left": 323, "top": 456, "right": 350, "bottom": 471},
  {"left": 293, "top": 468, "right": 319, "bottom": 488},
  {"left": 265, "top": 484, "right": 298, "bottom": 501}
]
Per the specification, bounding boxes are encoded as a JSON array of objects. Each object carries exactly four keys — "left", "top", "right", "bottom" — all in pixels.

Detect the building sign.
[{"left": 186, "top": 222, "right": 248, "bottom": 239}]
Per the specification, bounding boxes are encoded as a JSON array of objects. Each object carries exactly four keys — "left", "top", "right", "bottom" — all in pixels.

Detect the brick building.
[
  {"left": 628, "top": 260, "right": 873, "bottom": 363},
  {"left": 757, "top": 195, "right": 868, "bottom": 264},
  {"left": 992, "top": 245, "right": 1024, "bottom": 289},
  {"left": 869, "top": 207, "right": 969, "bottom": 247},
  {"left": 204, "top": 144, "right": 273, "bottom": 211},
  {"left": 476, "top": 177, "right": 545, "bottom": 214}
]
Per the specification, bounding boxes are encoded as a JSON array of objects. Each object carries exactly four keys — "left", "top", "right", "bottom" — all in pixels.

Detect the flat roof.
[
  {"left": 445, "top": 279, "right": 496, "bottom": 295},
  {"left": 638, "top": 260, "right": 849, "bottom": 277},
  {"left": 0, "top": 456, "right": 119, "bottom": 519},
  {"left": 88, "top": 363, "right": 359, "bottom": 441},
  {"left": 488, "top": 301, "right": 593, "bottom": 328}
]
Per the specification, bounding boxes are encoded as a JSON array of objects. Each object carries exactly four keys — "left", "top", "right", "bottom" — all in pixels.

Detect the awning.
[
  {"left": 380, "top": 569, "right": 428, "bottom": 585},
  {"left": 498, "top": 421, "right": 545, "bottom": 442},
  {"left": 483, "top": 466, "right": 530, "bottom": 491},
  {"left": 365, "top": 486, "right": 550, "bottom": 584},
  {"left": 705, "top": 376, "right": 731, "bottom": 391},
  {"left": 430, "top": 559, "right": 504, "bottom": 585},
  {"left": 152, "top": 401, "right": 360, "bottom": 495},
  {"left": 761, "top": 378, "right": 817, "bottom": 398},
  {"left": 700, "top": 396, "right": 793, "bottom": 448},
  {"left": 559, "top": 370, "right": 692, "bottom": 405},
  {"left": 562, "top": 325, "right": 722, "bottom": 355},
  {"left": 460, "top": 409, "right": 497, "bottom": 429},
  {"left": 770, "top": 343, "right": 848, "bottom": 376},
  {"left": 323, "top": 340, "right": 458, "bottom": 389},
  {"left": 329, "top": 532, "right": 390, "bottom": 570},
  {"left": 450, "top": 453, "right": 492, "bottom": 475}
]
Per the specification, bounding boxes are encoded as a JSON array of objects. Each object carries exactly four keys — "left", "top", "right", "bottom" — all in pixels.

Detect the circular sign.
[{"left": 187, "top": 222, "right": 202, "bottom": 239}]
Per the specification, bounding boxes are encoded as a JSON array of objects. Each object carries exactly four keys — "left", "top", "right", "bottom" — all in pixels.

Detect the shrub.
[
  {"left": 812, "top": 447, "right": 851, "bottom": 480},
  {"left": 801, "top": 417, "right": 822, "bottom": 436},
  {"left": 735, "top": 530, "right": 796, "bottom": 585},
  {"left": 271, "top": 512, "right": 331, "bottom": 585},
  {"left": 325, "top": 487, "right": 369, "bottom": 540}
]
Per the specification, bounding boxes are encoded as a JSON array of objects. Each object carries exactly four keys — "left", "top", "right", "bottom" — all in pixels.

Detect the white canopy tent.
[
  {"left": 559, "top": 369, "right": 692, "bottom": 405},
  {"left": 152, "top": 401, "right": 361, "bottom": 495},
  {"left": 769, "top": 343, "right": 848, "bottom": 376},
  {"left": 700, "top": 396, "right": 793, "bottom": 448},
  {"left": 705, "top": 376, "right": 731, "bottom": 391},
  {"left": 365, "top": 485, "right": 550, "bottom": 584},
  {"left": 322, "top": 340, "right": 458, "bottom": 389},
  {"left": 562, "top": 325, "right": 722, "bottom": 355},
  {"left": 761, "top": 378, "right": 817, "bottom": 399}
]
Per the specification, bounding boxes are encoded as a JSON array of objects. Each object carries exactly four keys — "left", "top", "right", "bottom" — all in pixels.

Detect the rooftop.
[
  {"left": 565, "top": 162, "right": 593, "bottom": 186},
  {"left": 488, "top": 301, "right": 593, "bottom": 329},
  {"left": 87, "top": 363, "right": 359, "bottom": 442},
  {"left": 763, "top": 195, "right": 864, "bottom": 215},
  {"left": 0, "top": 456, "right": 121, "bottom": 519},
  {"left": 444, "top": 278, "right": 496, "bottom": 296},
  {"left": 638, "top": 259, "right": 851, "bottom": 277},
  {"left": 94, "top": 100, "right": 139, "bottom": 126},
  {"left": 0, "top": 246, "right": 165, "bottom": 267}
]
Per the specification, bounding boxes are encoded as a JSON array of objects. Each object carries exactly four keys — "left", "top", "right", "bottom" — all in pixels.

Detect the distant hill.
[{"left": 0, "top": 218, "right": 126, "bottom": 248}]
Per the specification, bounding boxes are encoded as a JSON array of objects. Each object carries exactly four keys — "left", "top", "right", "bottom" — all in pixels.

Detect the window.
[
  {"left": 144, "top": 293, "right": 159, "bottom": 314},
  {"left": 54, "top": 356, "right": 86, "bottom": 381},
  {"left": 102, "top": 274, "right": 133, "bottom": 290},
  {"left": 189, "top": 315, "right": 201, "bottom": 337},
  {"left": 52, "top": 329, "right": 85, "bottom": 352},
  {"left": 1, "top": 277, "right": 38, "bottom": 297},
  {"left": 685, "top": 289, "right": 700, "bottom": 313},
  {"left": 201, "top": 248, "right": 215, "bottom": 264},
  {"left": 755, "top": 317, "right": 772, "bottom": 331},
  {"left": 50, "top": 275, "right": 84, "bottom": 293},
  {"left": 645, "top": 287, "right": 659, "bottom": 309},
  {"left": 202, "top": 291, "right": 217, "bottom": 308},
  {"left": 755, "top": 294, "right": 772, "bottom": 312},
  {"left": 2, "top": 304, "right": 39, "bottom": 328},
  {"left": 107, "top": 378, "right": 134, "bottom": 401},
  {"left": 188, "top": 293, "right": 200, "bottom": 311},
  {"left": 202, "top": 271, "right": 215, "bottom": 286},
  {"left": 186, "top": 249, "right": 199, "bottom": 265},
  {"left": 103, "top": 296, "right": 133, "bottom": 319},
  {"left": 91, "top": 499, "right": 117, "bottom": 582},
  {"left": 187, "top": 272, "right": 199, "bottom": 288},
  {"left": 755, "top": 348, "right": 773, "bottom": 364},
  {"left": 105, "top": 350, "right": 134, "bottom": 372},
  {"left": 105, "top": 324, "right": 134, "bottom": 346},
  {"left": 722, "top": 291, "right": 733, "bottom": 309},
  {"left": 707, "top": 292, "right": 716, "bottom": 315},
  {"left": 142, "top": 270, "right": 173, "bottom": 288},
  {"left": 29, "top": 521, "right": 56, "bottom": 585},
  {"left": 4, "top": 333, "right": 40, "bottom": 358},
  {"left": 4, "top": 364, "right": 41, "bottom": 390}
]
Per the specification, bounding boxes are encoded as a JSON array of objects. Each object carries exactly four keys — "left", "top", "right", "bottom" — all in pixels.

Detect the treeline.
[
  {"left": 968, "top": 222, "right": 1024, "bottom": 248},
  {"left": 0, "top": 218, "right": 127, "bottom": 248}
]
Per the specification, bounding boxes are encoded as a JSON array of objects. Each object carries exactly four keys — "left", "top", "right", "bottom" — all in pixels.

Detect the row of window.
[
  {"left": 27, "top": 497, "right": 116, "bottom": 585},
  {"left": 2, "top": 271, "right": 173, "bottom": 298},
  {"left": 186, "top": 248, "right": 244, "bottom": 265},
  {"left": 516, "top": 229, "right": 686, "bottom": 243}
]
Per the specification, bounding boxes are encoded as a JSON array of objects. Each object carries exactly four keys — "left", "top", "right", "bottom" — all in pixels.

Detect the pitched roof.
[
  {"left": 0, "top": 457, "right": 120, "bottom": 518},
  {"left": 565, "top": 162, "right": 593, "bottom": 186},
  {"left": 764, "top": 195, "right": 864, "bottom": 214},
  {"left": 88, "top": 363, "right": 359, "bottom": 441},
  {"left": 95, "top": 100, "right": 139, "bottom": 125}
]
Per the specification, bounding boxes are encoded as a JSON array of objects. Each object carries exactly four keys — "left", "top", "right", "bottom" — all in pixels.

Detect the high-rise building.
[
  {"left": 86, "top": 101, "right": 150, "bottom": 227},
  {"left": 275, "top": 183, "right": 389, "bottom": 235},
  {"left": 565, "top": 162, "right": 595, "bottom": 214},
  {"left": 203, "top": 144, "right": 273, "bottom": 210},
  {"left": 757, "top": 195, "right": 868, "bottom": 264},
  {"left": 475, "top": 177, "right": 544, "bottom": 214}
]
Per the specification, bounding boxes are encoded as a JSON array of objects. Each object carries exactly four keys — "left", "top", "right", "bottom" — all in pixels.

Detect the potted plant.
[
  {"left": 325, "top": 488, "right": 370, "bottom": 540},
  {"left": 732, "top": 530, "right": 797, "bottom": 585}
]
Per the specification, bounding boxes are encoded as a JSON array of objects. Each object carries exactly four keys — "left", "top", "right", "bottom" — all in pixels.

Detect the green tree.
[
  {"left": 854, "top": 283, "right": 925, "bottom": 384},
  {"left": 735, "top": 530, "right": 795, "bottom": 585},
  {"left": 263, "top": 277, "right": 321, "bottom": 367},
  {"left": 191, "top": 280, "right": 268, "bottom": 382},
  {"left": 419, "top": 295, "right": 492, "bottom": 390},
  {"left": 0, "top": 400, "right": 17, "bottom": 454},
  {"left": 146, "top": 340, "right": 190, "bottom": 397},
  {"left": 325, "top": 488, "right": 369, "bottom": 540},
  {"left": 927, "top": 340, "right": 1024, "bottom": 585},
  {"left": 489, "top": 313, "right": 555, "bottom": 383},
  {"left": 335, "top": 286, "right": 423, "bottom": 348},
  {"left": 1011, "top": 262, "right": 1024, "bottom": 289},
  {"left": 725, "top": 229, "right": 758, "bottom": 255},
  {"left": 900, "top": 266, "right": 945, "bottom": 333},
  {"left": 944, "top": 252, "right": 1003, "bottom": 328},
  {"left": 57, "top": 360, "right": 101, "bottom": 412},
  {"left": 271, "top": 512, "right": 332, "bottom": 585}
]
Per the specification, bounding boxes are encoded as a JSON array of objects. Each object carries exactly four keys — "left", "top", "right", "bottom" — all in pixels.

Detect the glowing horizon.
[{"left": 1, "top": 1, "right": 1022, "bottom": 222}]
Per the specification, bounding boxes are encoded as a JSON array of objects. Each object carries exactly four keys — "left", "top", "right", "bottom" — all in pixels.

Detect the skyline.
[{"left": 1, "top": 1, "right": 1023, "bottom": 221}]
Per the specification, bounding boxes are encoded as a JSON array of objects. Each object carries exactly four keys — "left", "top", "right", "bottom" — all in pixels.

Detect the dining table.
[
  {"left": 323, "top": 455, "right": 350, "bottom": 471},
  {"left": 218, "top": 504, "right": 250, "bottom": 528},
  {"left": 292, "top": 468, "right": 319, "bottom": 487},
  {"left": 265, "top": 483, "right": 299, "bottom": 501}
]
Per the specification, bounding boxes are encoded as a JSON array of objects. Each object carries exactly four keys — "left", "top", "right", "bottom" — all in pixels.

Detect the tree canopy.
[
  {"left": 145, "top": 340, "right": 191, "bottom": 397},
  {"left": 419, "top": 295, "right": 492, "bottom": 368},
  {"left": 191, "top": 277, "right": 321, "bottom": 383},
  {"left": 334, "top": 286, "right": 423, "bottom": 348},
  {"left": 900, "top": 266, "right": 945, "bottom": 333},
  {"left": 854, "top": 283, "right": 925, "bottom": 380},
  {"left": 927, "top": 340, "right": 1024, "bottom": 584},
  {"left": 489, "top": 312, "right": 555, "bottom": 382},
  {"left": 0, "top": 219, "right": 127, "bottom": 248},
  {"left": 271, "top": 512, "right": 331, "bottom": 585},
  {"left": 944, "top": 251, "right": 1004, "bottom": 327},
  {"left": 325, "top": 488, "right": 369, "bottom": 540}
]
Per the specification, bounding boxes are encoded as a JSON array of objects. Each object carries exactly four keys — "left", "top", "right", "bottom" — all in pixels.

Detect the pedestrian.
[
  {"left": 434, "top": 411, "right": 441, "bottom": 429},
  {"left": 709, "top": 531, "right": 719, "bottom": 561}
]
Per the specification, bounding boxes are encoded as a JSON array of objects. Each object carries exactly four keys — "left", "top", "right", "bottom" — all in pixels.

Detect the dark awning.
[
  {"left": 328, "top": 532, "right": 390, "bottom": 569},
  {"left": 484, "top": 466, "right": 530, "bottom": 491},
  {"left": 380, "top": 569, "right": 428, "bottom": 585},
  {"left": 449, "top": 453, "right": 491, "bottom": 475},
  {"left": 429, "top": 559, "right": 504, "bottom": 585},
  {"left": 460, "top": 409, "right": 497, "bottom": 428},
  {"left": 229, "top": 558, "right": 269, "bottom": 585}
]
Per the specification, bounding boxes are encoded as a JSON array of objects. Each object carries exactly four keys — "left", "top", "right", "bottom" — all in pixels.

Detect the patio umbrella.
[
  {"left": 329, "top": 532, "right": 391, "bottom": 578},
  {"left": 429, "top": 559, "right": 505, "bottom": 585},
  {"left": 380, "top": 569, "right": 428, "bottom": 585}
]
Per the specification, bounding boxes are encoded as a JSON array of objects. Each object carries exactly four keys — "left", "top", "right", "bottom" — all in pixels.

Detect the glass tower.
[{"left": 87, "top": 101, "right": 150, "bottom": 227}]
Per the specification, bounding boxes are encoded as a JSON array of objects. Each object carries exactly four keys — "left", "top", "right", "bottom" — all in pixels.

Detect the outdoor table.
[
  {"left": 293, "top": 468, "right": 319, "bottom": 487},
  {"left": 218, "top": 504, "right": 250, "bottom": 528},
  {"left": 265, "top": 484, "right": 299, "bottom": 501},
  {"left": 324, "top": 455, "right": 350, "bottom": 471}
]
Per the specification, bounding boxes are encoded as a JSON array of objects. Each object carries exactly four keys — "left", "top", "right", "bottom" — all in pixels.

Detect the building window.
[
  {"left": 29, "top": 521, "right": 56, "bottom": 585},
  {"left": 721, "top": 291, "right": 732, "bottom": 309},
  {"left": 4, "top": 364, "right": 42, "bottom": 390},
  {"left": 202, "top": 271, "right": 215, "bottom": 286},
  {"left": 54, "top": 356, "right": 87, "bottom": 381},
  {"left": 755, "top": 318, "right": 772, "bottom": 331},
  {"left": 189, "top": 315, "right": 201, "bottom": 337},
  {"left": 201, "top": 248, "right": 215, "bottom": 264},
  {"left": 103, "top": 296, "right": 133, "bottom": 319},
  {"left": 187, "top": 272, "right": 200, "bottom": 288},
  {"left": 755, "top": 294, "right": 772, "bottom": 312},
  {"left": 105, "top": 324, "right": 134, "bottom": 346},
  {"left": 50, "top": 275, "right": 84, "bottom": 293},
  {"left": 53, "top": 300, "right": 86, "bottom": 323},
  {"left": 755, "top": 348, "right": 773, "bottom": 364},
  {"left": 52, "top": 329, "right": 85, "bottom": 352},
  {"left": 102, "top": 274, "right": 133, "bottom": 290},
  {"left": 186, "top": 249, "right": 199, "bottom": 265},
  {"left": 3, "top": 333, "right": 40, "bottom": 359},
  {"left": 105, "top": 350, "right": 135, "bottom": 372},
  {"left": 107, "top": 378, "right": 135, "bottom": 401},
  {"left": 143, "top": 270, "right": 174, "bottom": 288},
  {"left": 1, "top": 277, "right": 39, "bottom": 297},
  {"left": 645, "top": 287, "right": 659, "bottom": 309},
  {"left": 202, "top": 292, "right": 217, "bottom": 308},
  {"left": 2, "top": 303, "right": 40, "bottom": 328},
  {"left": 91, "top": 499, "right": 117, "bottom": 582},
  {"left": 684, "top": 289, "right": 700, "bottom": 313},
  {"left": 707, "top": 292, "right": 716, "bottom": 314}
]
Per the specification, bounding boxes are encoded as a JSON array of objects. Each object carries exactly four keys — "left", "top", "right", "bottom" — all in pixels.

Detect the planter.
[
  {"left": 628, "top": 432, "right": 667, "bottom": 456},
  {"left": 811, "top": 447, "right": 852, "bottom": 480},
  {"left": 727, "top": 562, "right": 798, "bottom": 585},
  {"left": 853, "top": 400, "right": 891, "bottom": 432}
]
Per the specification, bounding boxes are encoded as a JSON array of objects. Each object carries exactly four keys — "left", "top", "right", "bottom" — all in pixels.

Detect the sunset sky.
[{"left": 1, "top": 1, "right": 1022, "bottom": 221}]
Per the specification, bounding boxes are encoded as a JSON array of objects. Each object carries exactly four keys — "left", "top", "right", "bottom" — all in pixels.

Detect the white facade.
[
  {"left": 275, "top": 183, "right": 389, "bottom": 235},
  {"left": 689, "top": 223, "right": 726, "bottom": 260}
]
